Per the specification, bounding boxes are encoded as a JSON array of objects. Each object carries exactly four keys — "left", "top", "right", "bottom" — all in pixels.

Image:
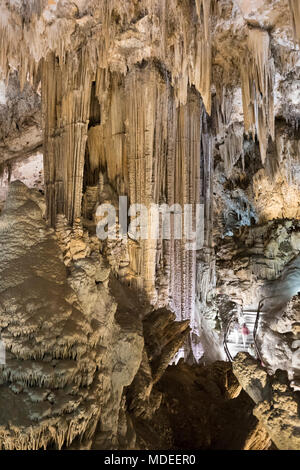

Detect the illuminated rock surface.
[{"left": 0, "top": 0, "right": 299, "bottom": 450}]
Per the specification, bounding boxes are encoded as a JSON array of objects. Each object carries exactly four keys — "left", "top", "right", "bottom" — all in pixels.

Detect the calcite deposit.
[
  {"left": 233, "top": 352, "right": 300, "bottom": 450},
  {"left": 0, "top": 0, "right": 299, "bottom": 451}
]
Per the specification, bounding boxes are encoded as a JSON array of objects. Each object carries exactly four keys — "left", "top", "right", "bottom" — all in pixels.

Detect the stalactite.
[
  {"left": 214, "top": 88, "right": 244, "bottom": 176},
  {"left": 194, "top": 0, "right": 213, "bottom": 114},
  {"left": 289, "top": 0, "right": 300, "bottom": 41},
  {"left": 0, "top": 0, "right": 214, "bottom": 109},
  {"left": 219, "top": 124, "right": 244, "bottom": 177},
  {"left": 42, "top": 50, "right": 93, "bottom": 225},
  {"left": 0, "top": 0, "right": 216, "bottom": 233},
  {"left": 241, "top": 28, "right": 274, "bottom": 164},
  {"left": 86, "top": 63, "right": 213, "bottom": 348}
]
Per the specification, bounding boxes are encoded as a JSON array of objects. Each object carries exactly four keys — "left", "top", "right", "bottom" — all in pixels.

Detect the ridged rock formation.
[
  {"left": 134, "top": 360, "right": 273, "bottom": 450},
  {"left": 0, "top": 182, "right": 104, "bottom": 449},
  {"left": 0, "top": 181, "right": 195, "bottom": 450},
  {"left": 257, "top": 293, "right": 300, "bottom": 387},
  {"left": 127, "top": 308, "right": 190, "bottom": 419},
  {"left": 216, "top": 219, "right": 300, "bottom": 307},
  {"left": 0, "top": 72, "right": 42, "bottom": 167}
]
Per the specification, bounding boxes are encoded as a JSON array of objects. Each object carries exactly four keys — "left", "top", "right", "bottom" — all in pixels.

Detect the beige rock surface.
[{"left": 233, "top": 352, "right": 300, "bottom": 450}]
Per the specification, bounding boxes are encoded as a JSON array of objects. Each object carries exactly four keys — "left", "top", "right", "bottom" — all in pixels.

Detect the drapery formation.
[
  {"left": 84, "top": 64, "right": 213, "bottom": 324},
  {"left": 42, "top": 51, "right": 93, "bottom": 225},
  {"left": 241, "top": 29, "right": 275, "bottom": 164},
  {"left": 0, "top": 0, "right": 299, "bottom": 329}
]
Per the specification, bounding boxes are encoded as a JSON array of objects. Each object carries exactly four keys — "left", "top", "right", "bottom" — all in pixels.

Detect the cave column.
[{"left": 42, "top": 51, "right": 93, "bottom": 226}]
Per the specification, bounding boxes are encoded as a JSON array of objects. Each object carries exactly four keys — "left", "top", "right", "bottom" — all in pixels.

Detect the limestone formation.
[
  {"left": 134, "top": 360, "right": 273, "bottom": 450},
  {"left": 127, "top": 308, "right": 190, "bottom": 419},
  {"left": 233, "top": 352, "right": 300, "bottom": 450},
  {"left": 0, "top": 182, "right": 104, "bottom": 449},
  {"left": 0, "top": 0, "right": 300, "bottom": 451}
]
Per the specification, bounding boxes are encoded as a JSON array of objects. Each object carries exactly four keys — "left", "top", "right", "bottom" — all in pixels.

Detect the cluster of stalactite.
[
  {"left": 241, "top": 28, "right": 275, "bottom": 165},
  {"left": 0, "top": 0, "right": 214, "bottom": 105},
  {"left": 41, "top": 50, "right": 93, "bottom": 225},
  {"left": 39, "top": 46, "right": 214, "bottom": 327},
  {"left": 0, "top": 0, "right": 299, "bottom": 191},
  {"left": 213, "top": 89, "right": 245, "bottom": 178},
  {"left": 22, "top": 0, "right": 215, "bottom": 230},
  {"left": 87, "top": 64, "right": 213, "bottom": 331},
  {"left": 0, "top": 0, "right": 300, "bottom": 349},
  {"left": 289, "top": 0, "right": 300, "bottom": 41}
]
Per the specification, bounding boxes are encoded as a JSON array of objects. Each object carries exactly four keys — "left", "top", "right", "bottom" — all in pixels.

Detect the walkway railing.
[
  {"left": 252, "top": 294, "right": 283, "bottom": 366},
  {"left": 225, "top": 294, "right": 283, "bottom": 363},
  {"left": 223, "top": 315, "right": 234, "bottom": 362},
  {"left": 224, "top": 301, "right": 264, "bottom": 363},
  {"left": 253, "top": 298, "right": 264, "bottom": 364}
]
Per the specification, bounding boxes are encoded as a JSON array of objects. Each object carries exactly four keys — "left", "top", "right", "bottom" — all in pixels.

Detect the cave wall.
[
  {"left": 0, "top": 0, "right": 300, "bottom": 360},
  {"left": 0, "top": 0, "right": 300, "bottom": 450}
]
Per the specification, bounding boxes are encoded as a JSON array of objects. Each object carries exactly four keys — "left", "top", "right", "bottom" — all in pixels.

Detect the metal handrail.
[
  {"left": 223, "top": 300, "right": 244, "bottom": 362},
  {"left": 225, "top": 294, "right": 288, "bottom": 364},
  {"left": 253, "top": 298, "right": 264, "bottom": 364},
  {"left": 223, "top": 315, "right": 234, "bottom": 362},
  {"left": 224, "top": 299, "right": 266, "bottom": 363}
]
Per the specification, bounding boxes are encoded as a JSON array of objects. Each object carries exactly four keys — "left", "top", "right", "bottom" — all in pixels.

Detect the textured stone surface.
[
  {"left": 133, "top": 360, "right": 273, "bottom": 450},
  {"left": 0, "top": 73, "right": 42, "bottom": 166},
  {"left": 0, "top": 182, "right": 194, "bottom": 450},
  {"left": 233, "top": 352, "right": 300, "bottom": 450},
  {"left": 127, "top": 308, "right": 190, "bottom": 419},
  {"left": 0, "top": 182, "right": 103, "bottom": 449},
  {"left": 0, "top": 0, "right": 300, "bottom": 450},
  {"left": 0, "top": 182, "right": 144, "bottom": 450}
]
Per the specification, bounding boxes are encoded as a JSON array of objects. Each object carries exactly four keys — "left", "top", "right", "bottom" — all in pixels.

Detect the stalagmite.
[{"left": 0, "top": 182, "right": 104, "bottom": 449}]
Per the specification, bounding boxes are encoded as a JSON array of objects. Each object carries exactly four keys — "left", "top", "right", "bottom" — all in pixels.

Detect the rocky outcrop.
[
  {"left": 233, "top": 352, "right": 300, "bottom": 450},
  {"left": 0, "top": 73, "right": 42, "bottom": 166},
  {"left": 0, "top": 153, "right": 44, "bottom": 212},
  {"left": 69, "top": 264, "right": 144, "bottom": 450},
  {"left": 0, "top": 182, "right": 143, "bottom": 450},
  {"left": 197, "top": 217, "right": 300, "bottom": 363},
  {"left": 127, "top": 308, "right": 190, "bottom": 419},
  {"left": 257, "top": 294, "right": 300, "bottom": 385},
  {"left": 0, "top": 182, "right": 194, "bottom": 450},
  {"left": 215, "top": 219, "right": 300, "bottom": 308},
  {"left": 133, "top": 360, "right": 273, "bottom": 450},
  {"left": 0, "top": 181, "right": 105, "bottom": 449}
]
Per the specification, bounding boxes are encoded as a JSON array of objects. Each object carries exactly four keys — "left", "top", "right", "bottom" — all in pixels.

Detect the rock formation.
[
  {"left": 0, "top": 0, "right": 299, "bottom": 451},
  {"left": 134, "top": 360, "right": 274, "bottom": 450},
  {"left": 233, "top": 352, "right": 300, "bottom": 450}
]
